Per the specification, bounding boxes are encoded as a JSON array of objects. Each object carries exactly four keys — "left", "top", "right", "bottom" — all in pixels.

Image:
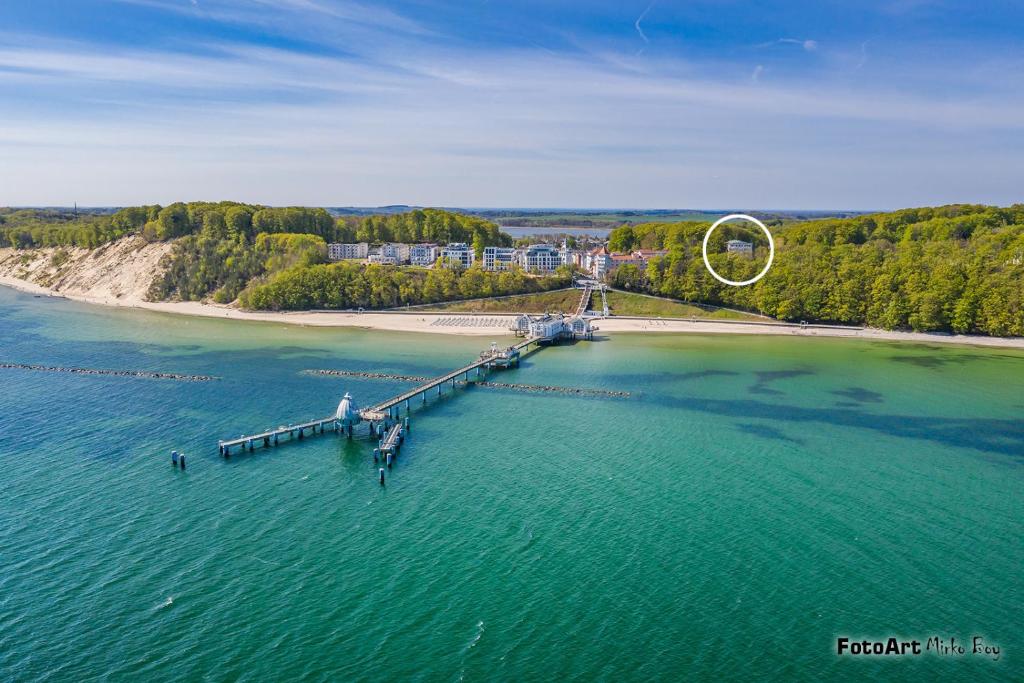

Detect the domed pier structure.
[{"left": 335, "top": 392, "right": 360, "bottom": 438}]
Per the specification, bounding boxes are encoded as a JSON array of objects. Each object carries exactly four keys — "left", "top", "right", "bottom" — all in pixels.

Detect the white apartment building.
[
  {"left": 519, "top": 244, "right": 564, "bottom": 272},
  {"left": 585, "top": 246, "right": 611, "bottom": 279},
  {"left": 559, "top": 241, "right": 573, "bottom": 267},
  {"left": 328, "top": 242, "right": 369, "bottom": 261},
  {"left": 410, "top": 244, "right": 439, "bottom": 266},
  {"left": 367, "top": 243, "right": 412, "bottom": 265},
  {"left": 726, "top": 240, "right": 754, "bottom": 257},
  {"left": 480, "top": 243, "right": 572, "bottom": 272},
  {"left": 440, "top": 242, "right": 475, "bottom": 268},
  {"left": 483, "top": 246, "right": 518, "bottom": 271}
]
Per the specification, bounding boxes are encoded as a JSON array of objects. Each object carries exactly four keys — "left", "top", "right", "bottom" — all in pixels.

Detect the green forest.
[
  {"left": 2, "top": 201, "right": 534, "bottom": 310},
  {"left": 148, "top": 227, "right": 570, "bottom": 309},
  {"left": 0, "top": 202, "right": 510, "bottom": 251},
  {"left": 5, "top": 202, "right": 1024, "bottom": 335},
  {"left": 239, "top": 262, "right": 571, "bottom": 310},
  {"left": 128, "top": 204, "right": 536, "bottom": 307},
  {"left": 606, "top": 204, "right": 1024, "bottom": 336}
]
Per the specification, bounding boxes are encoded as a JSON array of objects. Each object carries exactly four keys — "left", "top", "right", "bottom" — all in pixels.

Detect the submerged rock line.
[
  {"left": 1, "top": 363, "right": 217, "bottom": 382},
  {"left": 303, "top": 369, "right": 630, "bottom": 398}
]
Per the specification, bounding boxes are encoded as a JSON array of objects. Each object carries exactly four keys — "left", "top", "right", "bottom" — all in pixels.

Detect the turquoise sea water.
[{"left": 1, "top": 286, "right": 1021, "bottom": 682}]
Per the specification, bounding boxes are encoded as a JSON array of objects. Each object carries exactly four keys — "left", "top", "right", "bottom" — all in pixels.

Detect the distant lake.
[{"left": 499, "top": 225, "right": 613, "bottom": 239}]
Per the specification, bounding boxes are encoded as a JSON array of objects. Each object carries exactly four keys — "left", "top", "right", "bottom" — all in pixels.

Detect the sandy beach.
[{"left": 3, "top": 272, "right": 1023, "bottom": 349}]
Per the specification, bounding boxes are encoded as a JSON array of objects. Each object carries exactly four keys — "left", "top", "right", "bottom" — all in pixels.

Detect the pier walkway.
[
  {"left": 219, "top": 416, "right": 337, "bottom": 455},
  {"left": 217, "top": 308, "right": 594, "bottom": 459},
  {"left": 219, "top": 343, "right": 528, "bottom": 456},
  {"left": 363, "top": 350, "right": 510, "bottom": 418},
  {"left": 380, "top": 422, "right": 404, "bottom": 456},
  {"left": 574, "top": 286, "right": 592, "bottom": 318}
]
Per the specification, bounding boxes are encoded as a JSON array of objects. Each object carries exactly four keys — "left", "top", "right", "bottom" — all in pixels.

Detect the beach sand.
[{"left": 3, "top": 274, "right": 1023, "bottom": 349}]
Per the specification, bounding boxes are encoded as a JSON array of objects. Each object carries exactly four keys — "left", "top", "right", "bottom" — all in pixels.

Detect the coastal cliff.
[{"left": 0, "top": 236, "right": 171, "bottom": 305}]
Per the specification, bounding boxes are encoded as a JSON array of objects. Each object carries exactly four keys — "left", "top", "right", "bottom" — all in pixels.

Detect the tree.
[
  {"left": 225, "top": 206, "right": 253, "bottom": 240},
  {"left": 155, "top": 203, "right": 190, "bottom": 239},
  {"left": 202, "top": 211, "right": 228, "bottom": 240},
  {"left": 608, "top": 225, "right": 636, "bottom": 252}
]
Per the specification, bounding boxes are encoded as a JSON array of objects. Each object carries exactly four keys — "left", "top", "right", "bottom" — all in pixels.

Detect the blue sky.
[{"left": 1, "top": 0, "right": 1022, "bottom": 208}]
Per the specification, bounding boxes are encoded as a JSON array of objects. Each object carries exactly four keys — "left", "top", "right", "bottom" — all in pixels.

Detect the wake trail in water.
[{"left": 462, "top": 620, "right": 485, "bottom": 654}]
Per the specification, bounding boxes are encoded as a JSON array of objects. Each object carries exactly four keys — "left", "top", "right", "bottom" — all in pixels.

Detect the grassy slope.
[
  {"left": 415, "top": 288, "right": 584, "bottom": 313},
  {"left": 415, "top": 286, "right": 765, "bottom": 320},
  {"left": 604, "top": 289, "right": 765, "bottom": 320}
]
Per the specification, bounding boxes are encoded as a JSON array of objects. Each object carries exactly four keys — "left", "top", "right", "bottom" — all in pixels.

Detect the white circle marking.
[{"left": 701, "top": 213, "right": 775, "bottom": 287}]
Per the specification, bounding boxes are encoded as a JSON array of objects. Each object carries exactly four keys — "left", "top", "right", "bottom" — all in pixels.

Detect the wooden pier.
[
  {"left": 216, "top": 288, "right": 596, "bottom": 461},
  {"left": 365, "top": 349, "right": 511, "bottom": 417},
  {"left": 219, "top": 416, "right": 338, "bottom": 455},
  {"left": 217, "top": 342, "right": 531, "bottom": 457}
]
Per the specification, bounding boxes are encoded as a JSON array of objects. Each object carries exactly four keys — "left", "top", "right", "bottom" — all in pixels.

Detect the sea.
[{"left": 0, "top": 286, "right": 1021, "bottom": 682}]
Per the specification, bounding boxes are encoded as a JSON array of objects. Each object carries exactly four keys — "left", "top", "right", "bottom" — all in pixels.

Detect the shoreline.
[{"left": 3, "top": 276, "right": 1023, "bottom": 349}]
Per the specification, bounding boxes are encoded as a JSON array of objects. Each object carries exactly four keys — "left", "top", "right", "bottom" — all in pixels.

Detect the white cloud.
[
  {"left": 634, "top": 1, "right": 655, "bottom": 45},
  {"left": 1, "top": 31, "right": 1023, "bottom": 208},
  {"left": 114, "top": 0, "right": 431, "bottom": 35},
  {"left": 776, "top": 37, "right": 818, "bottom": 51}
]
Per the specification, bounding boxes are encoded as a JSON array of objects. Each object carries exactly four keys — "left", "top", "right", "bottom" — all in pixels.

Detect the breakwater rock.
[
  {"left": 303, "top": 369, "right": 629, "bottom": 398},
  {"left": 1, "top": 363, "right": 217, "bottom": 382}
]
